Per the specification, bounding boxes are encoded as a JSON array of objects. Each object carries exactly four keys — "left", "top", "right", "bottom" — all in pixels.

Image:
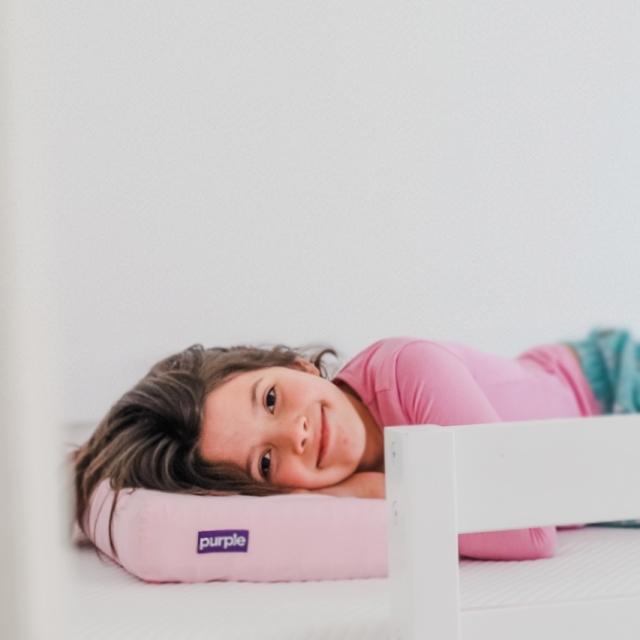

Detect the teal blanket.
[
  {"left": 588, "top": 520, "right": 640, "bottom": 528},
  {"left": 566, "top": 327, "right": 640, "bottom": 528}
]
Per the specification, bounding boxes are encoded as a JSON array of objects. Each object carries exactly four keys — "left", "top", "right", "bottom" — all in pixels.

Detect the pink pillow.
[
  {"left": 81, "top": 480, "right": 573, "bottom": 582},
  {"left": 83, "top": 479, "right": 388, "bottom": 582}
]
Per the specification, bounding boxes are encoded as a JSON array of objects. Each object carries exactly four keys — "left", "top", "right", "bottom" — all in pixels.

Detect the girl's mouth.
[{"left": 318, "top": 408, "right": 329, "bottom": 468}]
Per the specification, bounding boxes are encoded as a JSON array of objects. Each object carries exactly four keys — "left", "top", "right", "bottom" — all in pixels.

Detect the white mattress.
[{"left": 65, "top": 527, "right": 640, "bottom": 639}]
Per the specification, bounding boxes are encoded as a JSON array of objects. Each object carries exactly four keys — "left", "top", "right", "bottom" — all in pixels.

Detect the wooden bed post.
[{"left": 385, "top": 426, "right": 461, "bottom": 640}]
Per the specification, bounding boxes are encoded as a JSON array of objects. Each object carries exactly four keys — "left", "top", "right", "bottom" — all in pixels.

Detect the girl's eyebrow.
[
  {"left": 250, "top": 376, "right": 264, "bottom": 415},
  {"left": 247, "top": 376, "right": 265, "bottom": 478}
]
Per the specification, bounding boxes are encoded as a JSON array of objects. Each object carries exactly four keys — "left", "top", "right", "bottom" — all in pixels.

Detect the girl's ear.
[{"left": 293, "top": 357, "right": 320, "bottom": 376}]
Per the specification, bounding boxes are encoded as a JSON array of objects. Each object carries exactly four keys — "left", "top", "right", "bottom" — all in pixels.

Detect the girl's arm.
[
  {"left": 294, "top": 472, "right": 386, "bottom": 499},
  {"left": 395, "top": 340, "right": 557, "bottom": 560}
]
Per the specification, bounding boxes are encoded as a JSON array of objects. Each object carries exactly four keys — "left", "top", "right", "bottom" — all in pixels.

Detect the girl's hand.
[{"left": 305, "top": 472, "right": 386, "bottom": 499}]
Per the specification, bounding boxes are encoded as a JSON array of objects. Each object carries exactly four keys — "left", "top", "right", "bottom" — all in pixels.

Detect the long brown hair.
[{"left": 72, "top": 342, "right": 338, "bottom": 558}]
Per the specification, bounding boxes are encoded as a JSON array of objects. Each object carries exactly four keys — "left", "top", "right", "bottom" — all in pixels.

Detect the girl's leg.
[
  {"left": 567, "top": 328, "right": 640, "bottom": 527},
  {"left": 566, "top": 328, "right": 640, "bottom": 414}
]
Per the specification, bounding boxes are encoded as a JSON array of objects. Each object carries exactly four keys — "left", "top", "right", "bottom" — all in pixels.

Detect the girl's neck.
[{"left": 334, "top": 380, "right": 385, "bottom": 473}]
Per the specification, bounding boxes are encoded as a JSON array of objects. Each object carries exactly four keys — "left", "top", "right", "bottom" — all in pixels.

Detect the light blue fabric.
[
  {"left": 566, "top": 328, "right": 640, "bottom": 528},
  {"left": 566, "top": 327, "right": 640, "bottom": 414},
  {"left": 587, "top": 519, "right": 640, "bottom": 528}
]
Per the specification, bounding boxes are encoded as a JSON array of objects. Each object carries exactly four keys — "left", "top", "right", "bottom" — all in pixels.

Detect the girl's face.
[{"left": 199, "top": 360, "right": 382, "bottom": 490}]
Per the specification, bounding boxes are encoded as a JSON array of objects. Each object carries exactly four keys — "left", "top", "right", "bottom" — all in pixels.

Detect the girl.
[{"left": 73, "top": 327, "right": 637, "bottom": 560}]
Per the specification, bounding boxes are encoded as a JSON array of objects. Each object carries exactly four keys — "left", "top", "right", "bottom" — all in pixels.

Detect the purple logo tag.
[{"left": 197, "top": 529, "right": 249, "bottom": 554}]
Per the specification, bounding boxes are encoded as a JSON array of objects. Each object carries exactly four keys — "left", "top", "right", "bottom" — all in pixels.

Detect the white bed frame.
[{"left": 384, "top": 414, "right": 640, "bottom": 640}]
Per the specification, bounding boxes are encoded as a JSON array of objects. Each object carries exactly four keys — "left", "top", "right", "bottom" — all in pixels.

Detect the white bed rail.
[{"left": 384, "top": 414, "right": 640, "bottom": 640}]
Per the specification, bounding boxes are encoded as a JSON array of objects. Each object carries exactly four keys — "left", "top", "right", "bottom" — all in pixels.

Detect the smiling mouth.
[{"left": 317, "top": 408, "right": 328, "bottom": 468}]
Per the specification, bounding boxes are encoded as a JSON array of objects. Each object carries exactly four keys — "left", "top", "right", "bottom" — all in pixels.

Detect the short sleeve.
[
  {"left": 394, "top": 340, "right": 558, "bottom": 561},
  {"left": 395, "top": 341, "right": 501, "bottom": 426}
]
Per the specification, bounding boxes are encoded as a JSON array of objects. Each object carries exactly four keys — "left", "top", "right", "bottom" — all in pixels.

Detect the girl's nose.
[{"left": 289, "top": 416, "right": 309, "bottom": 455}]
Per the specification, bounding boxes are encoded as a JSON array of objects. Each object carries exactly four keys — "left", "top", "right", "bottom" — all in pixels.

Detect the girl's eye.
[
  {"left": 265, "top": 386, "right": 277, "bottom": 414},
  {"left": 259, "top": 450, "right": 272, "bottom": 479}
]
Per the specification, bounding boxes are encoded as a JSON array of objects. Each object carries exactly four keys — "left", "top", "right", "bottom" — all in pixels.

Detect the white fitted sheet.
[{"left": 65, "top": 527, "right": 640, "bottom": 639}]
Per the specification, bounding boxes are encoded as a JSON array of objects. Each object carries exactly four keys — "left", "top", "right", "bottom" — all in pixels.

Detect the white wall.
[
  {"left": 28, "top": 1, "right": 638, "bottom": 424},
  {"left": 39, "top": 1, "right": 639, "bottom": 425},
  {"left": 4, "top": 2, "right": 639, "bottom": 634}
]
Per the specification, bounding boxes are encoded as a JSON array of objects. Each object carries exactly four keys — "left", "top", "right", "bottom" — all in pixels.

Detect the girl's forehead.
[
  {"left": 208, "top": 370, "right": 255, "bottom": 403},
  {"left": 209, "top": 364, "right": 320, "bottom": 406},
  {"left": 201, "top": 376, "right": 254, "bottom": 447},
  {"left": 207, "top": 367, "right": 279, "bottom": 406}
]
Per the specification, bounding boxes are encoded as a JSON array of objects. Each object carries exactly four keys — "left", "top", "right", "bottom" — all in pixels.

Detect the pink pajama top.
[{"left": 332, "top": 337, "right": 602, "bottom": 561}]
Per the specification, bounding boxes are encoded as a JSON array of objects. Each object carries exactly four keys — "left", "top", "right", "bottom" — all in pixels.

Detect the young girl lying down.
[{"left": 73, "top": 327, "right": 637, "bottom": 560}]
